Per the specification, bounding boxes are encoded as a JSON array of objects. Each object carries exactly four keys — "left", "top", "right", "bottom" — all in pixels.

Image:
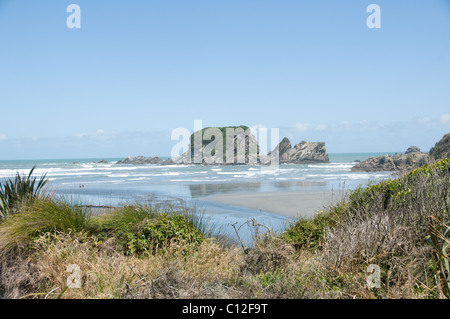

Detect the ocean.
[{"left": 0, "top": 153, "right": 395, "bottom": 244}]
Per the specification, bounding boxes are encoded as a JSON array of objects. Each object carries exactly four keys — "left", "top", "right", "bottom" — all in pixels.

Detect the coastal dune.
[{"left": 202, "top": 189, "right": 347, "bottom": 219}]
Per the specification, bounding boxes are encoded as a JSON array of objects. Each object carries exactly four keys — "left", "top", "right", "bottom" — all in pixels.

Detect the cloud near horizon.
[
  {"left": 440, "top": 113, "right": 450, "bottom": 125},
  {"left": 0, "top": 129, "right": 173, "bottom": 160},
  {"left": 291, "top": 114, "right": 450, "bottom": 133},
  {"left": 284, "top": 115, "right": 450, "bottom": 153},
  {"left": 0, "top": 115, "right": 449, "bottom": 160}
]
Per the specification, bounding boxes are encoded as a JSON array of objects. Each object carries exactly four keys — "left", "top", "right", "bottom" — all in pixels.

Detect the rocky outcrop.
[
  {"left": 351, "top": 148, "right": 430, "bottom": 172},
  {"left": 270, "top": 138, "right": 330, "bottom": 164},
  {"left": 97, "top": 159, "right": 108, "bottom": 164},
  {"left": 277, "top": 137, "right": 292, "bottom": 158},
  {"left": 429, "top": 133, "right": 450, "bottom": 160},
  {"left": 116, "top": 127, "right": 330, "bottom": 165},
  {"left": 173, "top": 125, "right": 260, "bottom": 164},
  {"left": 116, "top": 156, "right": 173, "bottom": 165}
]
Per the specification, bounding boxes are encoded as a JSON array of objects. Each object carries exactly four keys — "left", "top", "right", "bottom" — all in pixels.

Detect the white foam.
[
  {"left": 107, "top": 174, "right": 130, "bottom": 178},
  {"left": 129, "top": 177, "right": 146, "bottom": 181},
  {"left": 308, "top": 163, "right": 353, "bottom": 169},
  {"left": 106, "top": 166, "right": 139, "bottom": 171},
  {"left": 218, "top": 171, "right": 252, "bottom": 175}
]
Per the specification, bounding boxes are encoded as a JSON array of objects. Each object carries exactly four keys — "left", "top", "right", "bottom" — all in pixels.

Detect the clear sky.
[{"left": 0, "top": 0, "right": 449, "bottom": 159}]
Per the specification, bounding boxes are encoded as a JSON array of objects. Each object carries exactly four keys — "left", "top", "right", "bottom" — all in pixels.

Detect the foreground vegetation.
[{"left": 0, "top": 159, "right": 449, "bottom": 299}]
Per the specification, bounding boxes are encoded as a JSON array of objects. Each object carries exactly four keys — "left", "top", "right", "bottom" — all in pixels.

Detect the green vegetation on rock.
[
  {"left": 189, "top": 125, "right": 258, "bottom": 163},
  {"left": 429, "top": 133, "right": 450, "bottom": 160}
]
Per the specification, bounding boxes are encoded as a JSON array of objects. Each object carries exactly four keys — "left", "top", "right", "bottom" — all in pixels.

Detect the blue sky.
[{"left": 0, "top": 0, "right": 449, "bottom": 159}]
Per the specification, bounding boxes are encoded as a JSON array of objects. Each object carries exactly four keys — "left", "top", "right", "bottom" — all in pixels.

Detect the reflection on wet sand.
[
  {"left": 272, "top": 181, "right": 326, "bottom": 189},
  {"left": 189, "top": 181, "right": 327, "bottom": 198},
  {"left": 189, "top": 183, "right": 261, "bottom": 198}
]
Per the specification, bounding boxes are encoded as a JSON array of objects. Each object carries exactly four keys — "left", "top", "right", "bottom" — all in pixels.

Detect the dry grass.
[
  {"left": 0, "top": 231, "right": 245, "bottom": 299},
  {"left": 0, "top": 228, "right": 326, "bottom": 299}
]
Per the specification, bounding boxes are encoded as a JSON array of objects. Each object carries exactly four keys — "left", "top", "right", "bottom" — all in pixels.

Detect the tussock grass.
[
  {"left": 94, "top": 203, "right": 159, "bottom": 234},
  {"left": 95, "top": 200, "right": 219, "bottom": 240},
  {"left": 0, "top": 199, "right": 90, "bottom": 252}
]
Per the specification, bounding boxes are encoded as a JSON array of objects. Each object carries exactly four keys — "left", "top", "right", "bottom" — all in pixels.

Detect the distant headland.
[
  {"left": 113, "top": 128, "right": 449, "bottom": 172},
  {"left": 351, "top": 132, "right": 450, "bottom": 172}
]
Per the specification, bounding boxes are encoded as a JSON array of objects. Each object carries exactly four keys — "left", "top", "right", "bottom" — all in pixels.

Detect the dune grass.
[
  {"left": 0, "top": 199, "right": 91, "bottom": 252},
  {"left": 282, "top": 158, "right": 450, "bottom": 298},
  {"left": 0, "top": 160, "right": 449, "bottom": 299}
]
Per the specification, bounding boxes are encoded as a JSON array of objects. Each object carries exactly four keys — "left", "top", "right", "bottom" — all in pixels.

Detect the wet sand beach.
[{"left": 201, "top": 189, "right": 347, "bottom": 219}]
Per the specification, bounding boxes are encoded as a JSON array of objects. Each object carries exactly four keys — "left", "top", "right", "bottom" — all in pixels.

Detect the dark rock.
[
  {"left": 405, "top": 146, "right": 421, "bottom": 154},
  {"left": 351, "top": 152, "right": 430, "bottom": 172},
  {"left": 98, "top": 159, "right": 108, "bottom": 164},
  {"left": 274, "top": 139, "right": 329, "bottom": 164},
  {"left": 268, "top": 138, "right": 330, "bottom": 164},
  {"left": 278, "top": 137, "right": 292, "bottom": 158},
  {"left": 116, "top": 156, "right": 165, "bottom": 165},
  {"left": 161, "top": 158, "right": 175, "bottom": 165},
  {"left": 173, "top": 125, "right": 260, "bottom": 164}
]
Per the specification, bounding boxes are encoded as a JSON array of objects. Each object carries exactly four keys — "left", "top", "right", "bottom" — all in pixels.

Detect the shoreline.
[{"left": 200, "top": 189, "right": 347, "bottom": 219}]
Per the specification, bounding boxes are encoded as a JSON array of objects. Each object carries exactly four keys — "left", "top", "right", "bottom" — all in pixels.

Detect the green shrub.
[
  {"left": 281, "top": 203, "right": 346, "bottom": 250},
  {"left": 84, "top": 201, "right": 214, "bottom": 255},
  {"left": 95, "top": 204, "right": 158, "bottom": 234},
  {"left": 127, "top": 214, "right": 204, "bottom": 254}
]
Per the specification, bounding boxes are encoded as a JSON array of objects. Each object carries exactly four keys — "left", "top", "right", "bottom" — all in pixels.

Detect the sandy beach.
[{"left": 201, "top": 189, "right": 347, "bottom": 219}]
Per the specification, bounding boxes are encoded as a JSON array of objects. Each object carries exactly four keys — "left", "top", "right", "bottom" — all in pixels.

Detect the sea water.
[{"left": 0, "top": 153, "right": 395, "bottom": 245}]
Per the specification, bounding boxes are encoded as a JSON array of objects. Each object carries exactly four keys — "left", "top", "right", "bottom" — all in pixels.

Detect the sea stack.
[{"left": 270, "top": 138, "right": 330, "bottom": 164}]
